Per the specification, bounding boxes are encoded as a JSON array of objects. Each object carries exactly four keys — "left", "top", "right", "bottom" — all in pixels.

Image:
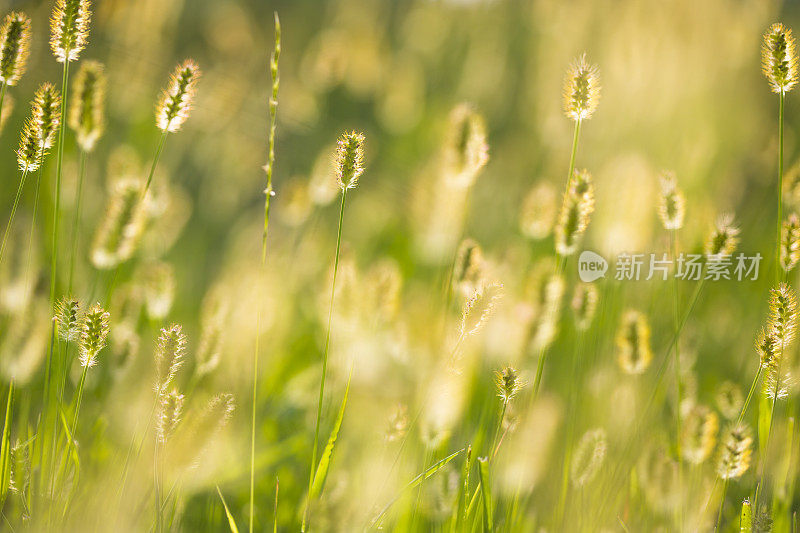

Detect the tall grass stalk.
[
  {"left": 670, "top": 229, "right": 683, "bottom": 531},
  {"left": 50, "top": 60, "right": 70, "bottom": 306},
  {"left": 0, "top": 169, "right": 30, "bottom": 263},
  {"left": 67, "top": 146, "right": 87, "bottom": 293}
]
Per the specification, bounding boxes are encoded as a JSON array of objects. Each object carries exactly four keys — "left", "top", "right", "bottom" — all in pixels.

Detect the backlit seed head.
[
  {"left": 334, "top": 130, "right": 365, "bottom": 190},
  {"left": 156, "top": 59, "right": 200, "bottom": 132},
  {"left": 495, "top": 366, "right": 524, "bottom": 404},
  {"left": 768, "top": 283, "right": 798, "bottom": 347},
  {"left": 570, "top": 428, "right": 607, "bottom": 487},
  {"left": 704, "top": 214, "right": 739, "bottom": 261},
  {"left": 0, "top": 12, "right": 31, "bottom": 86},
  {"left": 17, "top": 118, "right": 43, "bottom": 172},
  {"left": 717, "top": 424, "right": 753, "bottom": 480},
  {"left": 680, "top": 404, "right": 719, "bottom": 464},
  {"left": 555, "top": 168, "right": 595, "bottom": 256},
  {"left": 90, "top": 178, "right": 148, "bottom": 269},
  {"left": 519, "top": 182, "right": 558, "bottom": 240},
  {"left": 526, "top": 264, "right": 566, "bottom": 351},
  {"left": 154, "top": 323, "right": 186, "bottom": 391},
  {"left": 444, "top": 103, "right": 489, "bottom": 188},
  {"left": 141, "top": 261, "right": 175, "bottom": 321},
  {"left": 616, "top": 309, "right": 652, "bottom": 375},
  {"left": 69, "top": 60, "right": 106, "bottom": 151},
  {"left": 195, "top": 291, "right": 227, "bottom": 378},
  {"left": 49, "top": 0, "right": 91, "bottom": 63},
  {"left": 657, "top": 171, "right": 685, "bottom": 230},
  {"left": 715, "top": 381, "right": 743, "bottom": 420},
  {"left": 763, "top": 361, "right": 794, "bottom": 400},
  {"left": 460, "top": 282, "right": 503, "bottom": 338},
  {"left": 78, "top": 303, "right": 110, "bottom": 367},
  {"left": 780, "top": 213, "right": 800, "bottom": 272},
  {"left": 54, "top": 296, "right": 81, "bottom": 342},
  {"left": 192, "top": 393, "right": 235, "bottom": 449},
  {"left": 453, "top": 238, "right": 485, "bottom": 298},
  {"left": 156, "top": 389, "right": 184, "bottom": 444},
  {"left": 571, "top": 283, "right": 598, "bottom": 331},
  {"left": 762, "top": 23, "right": 798, "bottom": 94},
  {"left": 755, "top": 328, "right": 779, "bottom": 368},
  {"left": 32, "top": 82, "right": 62, "bottom": 149},
  {"left": 563, "top": 53, "right": 601, "bottom": 121}
]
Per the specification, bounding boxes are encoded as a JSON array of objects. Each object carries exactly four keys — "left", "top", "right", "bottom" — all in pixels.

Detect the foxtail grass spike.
[
  {"left": 762, "top": 23, "right": 798, "bottom": 94},
  {"left": 554, "top": 168, "right": 594, "bottom": 256},
  {"left": 657, "top": 171, "right": 685, "bottom": 230},
  {"left": 444, "top": 103, "right": 489, "bottom": 188},
  {"left": 680, "top": 404, "right": 719, "bottom": 464},
  {"left": 17, "top": 119, "right": 42, "bottom": 172},
  {"left": 717, "top": 424, "right": 753, "bottom": 480},
  {"left": 69, "top": 60, "right": 105, "bottom": 151},
  {"left": 705, "top": 214, "right": 740, "bottom": 261},
  {"left": 571, "top": 283, "right": 598, "bottom": 331},
  {"left": 156, "top": 389, "right": 184, "bottom": 444},
  {"left": 570, "top": 428, "right": 607, "bottom": 487},
  {"left": 49, "top": 0, "right": 91, "bottom": 63},
  {"left": 90, "top": 178, "right": 148, "bottom": 269},
  {"left": 616, "top": 309, "right": 653, "bottom": 374},
  {"left": 156, "top": 59, "right": 200, "bottom": 133},
  {"left": 495, "top": 366, "right": 523, "bottom": 404},
  {"left": 154, "top": 323, "right": 186, "bottom": 392},
  {"left": 0, "top": 13, "right": 31, "bottom": 86},
  {"left": 32, "top": 82, "right": 61, "bottom": 149},
  {"left": 54, "top": 296, "right": 81, "bottom": 342},
  {"left": 780, "top": 213, "right": 800, "bottom": 272},
  {"left": 563, "top": 53, "right": 601, "bottom": 121},
  {"left": 335, "top": 131, "right": 365, "bottom": 190},
  {"left": 78, "top": 303, "right": 109, "bottom": 367}
]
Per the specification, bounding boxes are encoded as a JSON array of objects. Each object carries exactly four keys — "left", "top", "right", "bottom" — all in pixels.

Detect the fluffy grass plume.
[
  {"left": 705, "top": 214, "right": 740, "bottom": 260},
  {"left": 78, "top": 303, "right": 109, "bottom": 367},
  {"left": 444, "top": 103, "right": 489, "bottom": 188},
  {"left": 563, "top": 53, "right": 601, "bottom": 121},
  {"left": 780, "top": 213, "right": 800, "bottom": 272},
  {"left": 571, "top": 283, "right": 598, "bottom": 331},
  {"left": 156, "top": 59, "right": 200, "bottom": 133},
  {"left": 54, "top": 296, "right": 81, "bottom": 342},
  {"left": 495, "top": 366, "right": 523, "bottom": 404},
  {"left": 16, "top": 118, "right": 42, "bottom": 172},
  {"left": 157, "top": 389, "right": 185, "bottom": 444},
  {"left": 680, "top": 404, "right": 719, "bottom": 464},
  {"left": 763, "top": 23, "right": 798, "bottom": 94},
  {"left": 68, "top": 60, "right": 105, "bottom": 151},
  {"left": 519, "top": 182, "right": 557, "bottom": 240},
  {"left": 154, "top": 323, "right": 186, "bottom": 392},
  {"left": 90, "top": 178, "right": 148, "bottom": 269},
  {"left": 49, "top": 0, "right": 91, "bottom": 63},
  {"left": 657, "top": 171, "right": 685, "bottom": 230},
  {"left": 32, "top": 82, "right": 61, "bottom": 149},
  {"left": 0, "top": 12, "right": 31, "bottom": 86},
  {"left": 616, "top": 309, "right": 653, "bottom": 374},
  {"left": 570, "top": 428, "right": 607, "bottom": 487},
  {"left": 768, "top": 282, "right": 797, "bottom": 347},
  {"left": 334, "top": 131, "right": 365, "bottom": 190},
  {"left": 717, "top": 424, "right": 753, "bottom": 480},
  {"left": 554, "top": 168, "right": 595, "bottom": 256}
]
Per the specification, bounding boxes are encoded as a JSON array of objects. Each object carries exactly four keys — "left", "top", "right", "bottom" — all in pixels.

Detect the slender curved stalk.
[
  {"left": 141, "top": 130, "right": 168, "bottom": 198},
  {"left": 70, "top": 365, "right": 89, "bottom": 437},
  {"left": 68, "top": 149, "right": 87, "bottom": 293},
  {"left": 777, "top": 90, "right": 785, "bottom": 285},
  {"left": 51, "top": 60, "right": 70, "bottom": 306},
  {"left": 0, "top": 82, "right": 7, "bottom": 128},
  {"left": 736, "top": 366, "right": 763, "bottom": 426},
  {"left": 715, "top": 478, "right": 729, "bottom": 531},
  {"left": 0, "top": 169, "right": 30, "bottom": 264},
  {"left": 755, "top": 342, "right": 784, "bottom": 508},
  {"left": 670, "top": 230, "right": 684, "bottom": 531},
  {"left": 303, "top": 188, "right": 347, "bottom": 532}
]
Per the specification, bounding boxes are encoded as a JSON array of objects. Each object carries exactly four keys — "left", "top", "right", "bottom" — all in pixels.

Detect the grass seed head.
[
  {"left": 570, "top": 428, "right": 607, "bottom": 487},
  {"left": 142, "top": 261, "right": 175, "bottom": 320},
  {"left": 195, "top": 292, "right": 227, "bottom": 378},
  {"left": 50, "top": 0, "right": 91, "bottom": 63},
  {"left": 762, "top": 23, "right": 798, "bottom": 94},
  {"left": 54, "top": 296, "right": 82, "bottom": 342},
  {"left": 704, "top": 213, "right": 739, "bottom": 261},
  {"left": 768, "top": 282, "right": 798, "bottom": 347},
  {"left": 90, "top": 178, "right": 148, "bottom": 269},
  {"left": 755, "top": 328, "right": 779, "bottom": 368},
  {"left": 335, "top": 130, "right": 365, "bottom": 190},
  {"left": 156, "top": 59, "right": 200, "bottom": 132},
  {"left": 16, "top": 118, "right": 42, "bottom": 172},
  {"left": 79, "top": 303, "right": 110, "bottom": 367},
  {"left": 0, "top": 12, "right": 31, "bottom": 86},
  {"left": 563, "top": 53, "right": 601, "bottom": 121},
  {"left": 453, "top": 238, "right": 485, "bottom": 298},
  {"left": 69, "top": 60, "right": 106, "bottom": 151},
  {"left": 520, "top": 182, "right": 557, "bottom": 240},
  {"left": 680, "top": 403, "right": 719, "bottom": 464},
  {"left": 716, "top": 424, "right": 753, "bottom": 480},
  {"left": 157, "top": 389, "right": 184, "bottom": 444},
  {"left": 571, "top": 283, "right": 598, "bottom": 331},
  {"left": 495, "top": 366, "right": 524, "bottom": 404},
  {"left": 616, "top": 309, "right": 653, "bottom": 375},
  {"left": 528, "top": 271, "right": 565, "bottom": 351},
  {"left": 555, "top": 168, "right": 595, "bottom": 256},
  {"left": 657, "top": 171, "right": 685, "bottom": 230},
  {"left": 780, "top": 213, "right": 800, "bottom": 272},
  {"left": 715, "top": 381, "right": 743, "bottom": 420},
  {"left": 460, "top": 282, "right": 503, "bottom": 338},
  {"left": 154, "top": 323, "right": 186, "bottom": 391},
  {"left": 32, "top": 82, "right": 61, "bottom": 149},
  {"left": 444, "top": 103, "right": 488, "bottom": 188}
]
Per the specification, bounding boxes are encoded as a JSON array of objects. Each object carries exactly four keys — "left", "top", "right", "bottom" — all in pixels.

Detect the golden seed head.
[
  {"left": 444, "top": 103, "right": 489, "bottom": 188},
  {"left": 156, "top": 59, "right": 200, "bottom": 132},
  {"left": 54, "top": 296, "right": 81, "bottom": 342},
  {"left": 563, "top": 53, "right": 601, "bottom": 121},
  {"left": 680, "top": 404, "right": 719, "bottom": 465},
  {"left": 69, "top": 60, "right": 106, "bottom": 151},
  {"left": 460, "top": 282, "right": 503, "bottom": 338},
  {"left": 16, "top": 118, "right": 43, "bottom": 172},
  {"left": 32, "top": 82, "right": 62, "bottom": 149},
  {"left": 453, "top": 238, "right": 485, "bottom": 298},
  {"left": 755, "top": 327, "right": 779, "bottom": 368},
  {"left": 495, "top": 366, "right": 524, "bottom": 404},
  {"left": 519, "top": 182, "right": 558, "bottom": 240},
  {"left": 154, "top": 323, "right": 186, "bottom": 391},
  {"left": 334, "top": 130, "right": 365, "bottom": 190},
  {"left": 717, "top": 424, "right": 753, "bottom": 480},
  {"left": 0, "top": 12, "right": 31, "bottom": 86},
  {"left": 570, "top": 428, "right": 607, "bottom": 487},
  {"left": 193, "top": 393, "right": 235, "bottom": 446},
  {"left": 616, "top": 309, "right": 652, "bottom": 375},
  {"left": 768, "top": 282, "right": 798, "bottom": 347},
  {"left": 90, "top": 178, "right": 148, "bottom": 269},
  {"left": 781, "top": 213, "right": 800, "bottom": 272},
  {"left": 554, "top": 168, "right": 595, "bottom": 256},
  {"left": 762, "top": 23, "right": 798, "bottom": 94},
  {"left": 657, "top": 171, "right": 685, "bottom": 231},
  {"left": 78, "top": 303, "right": 110, "bottom": 367},
  {"left": 49, "top": 0, "right": 91, "bottom": 63},
  {"left": 704, "top": 213, "right": 739, "bottom": 261},
  {"left": 156, "top": 389, "right": 184, "bottom": 444},
  {"left": 571, "top": 283, "right": 599, "bottom": 331}
]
